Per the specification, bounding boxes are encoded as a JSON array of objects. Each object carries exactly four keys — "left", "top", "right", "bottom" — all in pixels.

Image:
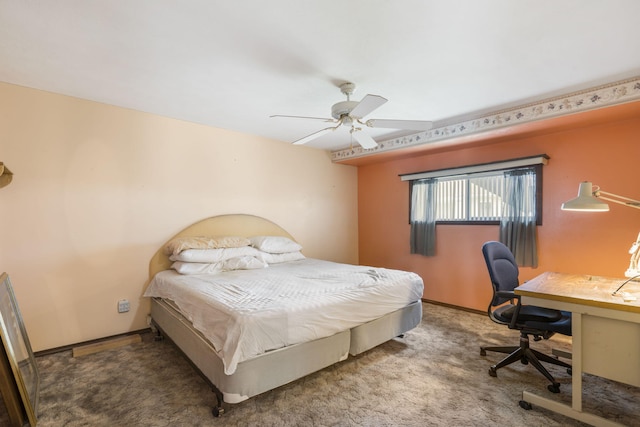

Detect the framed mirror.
[{"left": 0, "top": 273, "right": 39, "bottom": 426}]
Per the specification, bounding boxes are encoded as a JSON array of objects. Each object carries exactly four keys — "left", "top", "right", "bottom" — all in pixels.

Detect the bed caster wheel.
[
  {"left": 489, "top": 366, "right": 497, "bottom": 377},
  {"left": 480, "top": 348, "right": 486, "bottom": 356},
  {"left": 212, "top": 407, "right": 225, "bottom": 417},
  {"left": 519, "top": 400, "right": 532, "bottom": 410},
  {"left": 547, "top": 383, "right": 560, "bottom": 393}
]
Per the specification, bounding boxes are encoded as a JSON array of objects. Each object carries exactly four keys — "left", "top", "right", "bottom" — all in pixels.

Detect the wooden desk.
[{"left": 516, "top": 272, "right": 640, "bottom": 427}]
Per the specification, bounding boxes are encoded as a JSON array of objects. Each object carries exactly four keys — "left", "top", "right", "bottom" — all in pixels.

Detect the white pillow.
[
  {"left": 249, "top": 236, "right": 302, "bottom": 254},
  {"left": 171, "top": 261, "right": 224, "bottom": 275},
  {"left": 223, "top": 256, "right": 268, "bottom": 270},
  {"left": 164, "top": 235, "right": 250, "bottom": 255},
  {"left": 170, "top": 246, "right": 262, "bottom": 263},
  {"left": 260, "top": 251, "right": 306, "bottom": 264},
  {"left": 171, "top": 256, "right": 267, "bottom": 275}
]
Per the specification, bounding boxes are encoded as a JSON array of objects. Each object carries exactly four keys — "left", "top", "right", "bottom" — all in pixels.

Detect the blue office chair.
[{"left": 480, "top": 241, "right": 571, "bottom": 393}]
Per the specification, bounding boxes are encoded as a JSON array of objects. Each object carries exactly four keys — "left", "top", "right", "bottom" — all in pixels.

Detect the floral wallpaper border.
[{"left": 331, "top": 76, "right": 640, "bottom": 162}]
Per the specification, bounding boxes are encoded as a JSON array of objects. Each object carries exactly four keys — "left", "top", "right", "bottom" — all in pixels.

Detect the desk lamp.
[
  {"left": 562, "top": 181, "right": 640, "bottom": 286},
  {"left": 561, "top": 181, "right": 640, "bottom": 212}
]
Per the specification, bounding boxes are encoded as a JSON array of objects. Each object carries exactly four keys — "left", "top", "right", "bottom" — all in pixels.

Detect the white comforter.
[{"left": 144, "top": 258, "right": 424, "bottom": 374}]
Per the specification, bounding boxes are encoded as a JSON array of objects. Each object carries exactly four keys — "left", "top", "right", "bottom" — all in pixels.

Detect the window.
[
  {"left": 401, "top": 155, "right": 547, "bottom": 265},
  {"left": 404, "top": 155, "right": 546, "bottom": 225},
  {"left": 410, "top": 166, "right": 542, "bottom": 225}
]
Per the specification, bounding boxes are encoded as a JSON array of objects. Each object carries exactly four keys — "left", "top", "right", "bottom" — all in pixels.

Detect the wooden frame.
[{"left": 0, "top": 273, "right": 39, "bottom": 426}]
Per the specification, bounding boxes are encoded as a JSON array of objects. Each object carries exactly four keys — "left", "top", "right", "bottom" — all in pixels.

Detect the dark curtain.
[
  {"left": 410, "top": 179, "right": 437, "bottom": 256},
  {"left": 499, "top": 168, "right": 538, "bottom": 267}
]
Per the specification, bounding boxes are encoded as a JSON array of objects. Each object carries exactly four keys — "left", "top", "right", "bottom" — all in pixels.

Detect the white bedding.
[{"left": 144, "top": 258, "right": 424, "bottom": 374}]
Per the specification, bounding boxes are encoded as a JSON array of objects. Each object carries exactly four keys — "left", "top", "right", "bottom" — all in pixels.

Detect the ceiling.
[{"left": 2, "top": 1, "right": 640, "bottom": 153}]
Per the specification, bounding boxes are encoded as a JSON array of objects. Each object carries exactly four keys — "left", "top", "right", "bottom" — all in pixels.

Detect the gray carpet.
[{"left": 2, "top": 303, "right": 638, "bottom": 426}]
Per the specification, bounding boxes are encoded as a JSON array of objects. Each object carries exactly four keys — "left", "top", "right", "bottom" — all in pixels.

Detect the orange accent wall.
[{"left": 356, "top": 102, "right": 640, "bottom": 311}]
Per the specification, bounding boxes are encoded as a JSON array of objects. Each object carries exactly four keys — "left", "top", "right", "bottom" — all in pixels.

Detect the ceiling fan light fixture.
[
  {"left": 341, "top": 116, "right": 353, "bottom": 126},
  {"left": 272, "top": 81, "right": 432, "bottom": 149}
]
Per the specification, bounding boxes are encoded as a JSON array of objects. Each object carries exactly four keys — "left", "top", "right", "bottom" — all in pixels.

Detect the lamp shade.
[{"left": 561, "top": 181, "right": 609, "bottom": 212}]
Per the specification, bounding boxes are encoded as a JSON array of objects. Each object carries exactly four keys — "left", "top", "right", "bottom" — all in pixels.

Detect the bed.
[{"left": 144, "top": 214, "right": 424, "bottom": 416}]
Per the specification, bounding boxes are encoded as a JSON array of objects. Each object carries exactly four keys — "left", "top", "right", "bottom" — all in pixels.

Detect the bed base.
[
  {"left": 150, "top": 298, "right": 422, "bottom": 415},
  {"left": 349, "top": 300, "right": 422, "bottom": 355},
  {"left": 150, "top": 320, "right": 227, "bottom": 417},
  {"left": 151, "top": 298, "right": 353, "bottom": 414}
]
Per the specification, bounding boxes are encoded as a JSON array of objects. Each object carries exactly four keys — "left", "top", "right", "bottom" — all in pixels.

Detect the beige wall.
[{"left": 0, "top": 82, "right": 358, "bottom": 352}]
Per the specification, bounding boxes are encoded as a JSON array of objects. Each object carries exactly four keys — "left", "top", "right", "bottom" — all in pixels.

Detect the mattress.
[{"left": 144, "top": 258, "right": 424, "bottom": 374}]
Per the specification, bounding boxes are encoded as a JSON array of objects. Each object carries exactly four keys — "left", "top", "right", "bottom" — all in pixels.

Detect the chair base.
[{"left": 480, "top": 334, "right": 571, "bottom": 393}]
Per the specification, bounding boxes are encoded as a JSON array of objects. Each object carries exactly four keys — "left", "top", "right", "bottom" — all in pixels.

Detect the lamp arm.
[{"left": 596, "top": 190, "right": 640, "bottom": 209}]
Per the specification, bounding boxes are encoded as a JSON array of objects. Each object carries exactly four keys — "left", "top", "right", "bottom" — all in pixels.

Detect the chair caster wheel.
[
  {"left": 519, "top": 400, "right": 532, "bottom": 410},
  {"left": 547, "top": 383, "right": 560, "bottom": 393},
  {"left": 489, "top": 366, "right": 497, "bottom": 377},
  {"left": 567, "top": 368, "right": 572, "bottom": 376},
  {"left": 480, "top": 348, "right": 486, "bottom": 356}
]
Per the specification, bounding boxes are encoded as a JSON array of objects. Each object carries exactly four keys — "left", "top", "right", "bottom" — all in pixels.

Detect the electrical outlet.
[{"left": 118, "top": 299, "right": 130, "bottom": 313}]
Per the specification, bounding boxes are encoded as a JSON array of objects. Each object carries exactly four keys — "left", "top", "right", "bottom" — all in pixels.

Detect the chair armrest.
[
  {"left": 496, "top": 290, "right": 516, "bottom": 299},
  {"left": 496, "top": 290, "right": 522, "bottom": 328},
  {"left": 510, "top": 299, "right": 523, "bottom": 329}
]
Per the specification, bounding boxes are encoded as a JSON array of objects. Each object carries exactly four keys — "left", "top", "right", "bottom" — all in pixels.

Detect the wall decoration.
[
  {"left": 0, "top": 163, "right": 13, "bottom": 188},
  {"left": 0, "top": 273, "right": 39, "bottom": 426}
]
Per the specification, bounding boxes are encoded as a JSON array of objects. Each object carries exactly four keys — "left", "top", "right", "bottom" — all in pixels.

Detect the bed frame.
[{"left": 146, "top": 214, "right": 422, "bottom": 416}]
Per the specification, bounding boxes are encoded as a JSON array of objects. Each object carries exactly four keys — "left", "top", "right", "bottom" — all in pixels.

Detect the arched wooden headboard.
[{"left": 148, "top": 214, "right": 296, "bottom": 280}]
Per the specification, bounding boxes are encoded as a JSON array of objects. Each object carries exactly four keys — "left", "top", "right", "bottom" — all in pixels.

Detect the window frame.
[{"left": 404, "top": 155, "right": 547, "bottom": 226}]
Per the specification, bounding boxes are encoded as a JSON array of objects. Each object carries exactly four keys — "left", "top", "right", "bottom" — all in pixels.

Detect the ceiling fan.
[{"left": 271, "top": 82, "right": 433, "bottom": 149}]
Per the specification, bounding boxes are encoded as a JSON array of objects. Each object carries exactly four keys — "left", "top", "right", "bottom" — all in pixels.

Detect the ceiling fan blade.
[
  {"left": 349, "top": 94, "right": 388, "bottom": 119},
  {"left": 351, "top": 130, "right": 378, "bottom": 149},
  {"left": 292, "top": 126, "right": 336, "bottom": 145},
  {"left": 271, "top": 114, "right": 335, "bottom": 123},
  {"left": 365, "top": 119, "right": 433, "bottom": 131}
]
